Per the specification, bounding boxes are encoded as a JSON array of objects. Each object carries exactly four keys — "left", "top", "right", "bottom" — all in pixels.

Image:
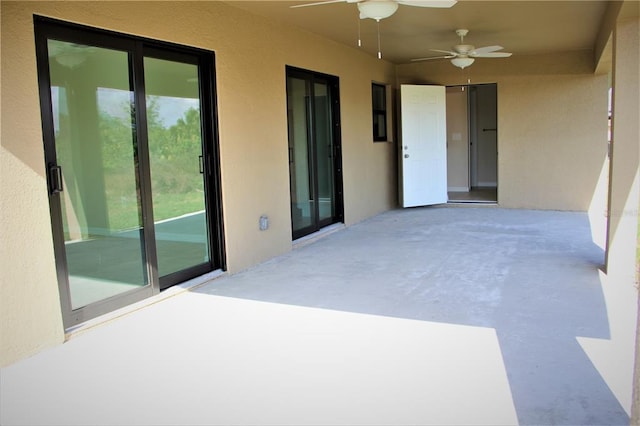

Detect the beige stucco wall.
[
  {"left": 607, "top": 16, "right": 640, "bottom": 285},
  {"left": 607, "top": 15, "right": 640, "bottom": 425},
  {"left": 397, "top": 51, "right": 609, "bottom": 211},
  {"left": 0, "top": 1, "right": 396, "bottom": 367}
]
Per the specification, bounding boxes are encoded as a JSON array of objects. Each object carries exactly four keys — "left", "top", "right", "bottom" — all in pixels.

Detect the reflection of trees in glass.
[
  {"left": 99, "top": 99, "right": 203, "bottom": 230},
  {"left": 149, "top": 102, "right": 202, "bottom": 195},
  {"left": 99, "top": 101, "right": 139, "bottom": 231}
]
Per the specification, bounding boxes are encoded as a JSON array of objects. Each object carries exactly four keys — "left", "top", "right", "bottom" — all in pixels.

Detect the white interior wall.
[{"left": 446, "top": 87, "right": 469, "bottom": 191}]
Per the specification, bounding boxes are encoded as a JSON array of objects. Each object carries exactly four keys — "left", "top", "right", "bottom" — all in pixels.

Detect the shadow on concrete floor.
[
  {"left": 1, "top": 207, "right": 633, "bottom": 425},
  {"left": 198, "top": 206, "right": 629, "bottom": 425}
]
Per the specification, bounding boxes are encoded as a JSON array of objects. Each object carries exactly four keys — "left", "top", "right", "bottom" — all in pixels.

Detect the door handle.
[
  {"left": 199, "top": 155, "right": 204, "bottom": 174},
  {"left": 48, "top": 164, "right": 63, "bottom": 195}
]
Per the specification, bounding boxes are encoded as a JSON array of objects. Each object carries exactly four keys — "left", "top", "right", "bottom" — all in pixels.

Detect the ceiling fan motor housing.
[{"left": 455, "top": 44, "right": 474, "bottom": 54}]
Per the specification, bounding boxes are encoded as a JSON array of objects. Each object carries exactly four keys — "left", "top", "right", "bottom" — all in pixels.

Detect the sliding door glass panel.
[
  {"left": 144, "top": 57, "right": 209, "bottom": 278},
  {"left": 287, "top": 76, "right": 314, "bottom": 234},
  {"left": 314, "top": 82, "right": 335, "bottom": 223},
  {"left": 47, "top": 40, "right": 147, "bottom": 309}
]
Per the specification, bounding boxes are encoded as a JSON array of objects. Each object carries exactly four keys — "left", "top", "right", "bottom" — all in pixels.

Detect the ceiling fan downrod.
[{"left": 377, "top": 20, "right": 382, "bottom": 59}]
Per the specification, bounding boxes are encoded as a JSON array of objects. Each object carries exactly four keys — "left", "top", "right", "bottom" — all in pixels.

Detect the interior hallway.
[{"left": 1, "top": 207, "right": 635, "bottom": 425}]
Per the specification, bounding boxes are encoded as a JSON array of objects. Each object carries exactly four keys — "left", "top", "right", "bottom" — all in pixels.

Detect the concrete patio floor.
[{"left": 1, "top": 207, "right": 637, "bottom": 425}]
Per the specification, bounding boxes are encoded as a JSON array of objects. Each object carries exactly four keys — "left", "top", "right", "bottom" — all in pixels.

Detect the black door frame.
[
  {"left": 286, "top": 66, "right": 343, "bottom": 240},
  {"left": 34, "top": 16, "right": 225, "bottom": 327}
]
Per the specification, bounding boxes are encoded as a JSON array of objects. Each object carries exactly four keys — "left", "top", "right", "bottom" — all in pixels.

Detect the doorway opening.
[
  {"left": 286, "top": 66, "right": 344, "bottom": 240},
  {"left": 446, "top": 84, "right": 498, "bottom": 204}
]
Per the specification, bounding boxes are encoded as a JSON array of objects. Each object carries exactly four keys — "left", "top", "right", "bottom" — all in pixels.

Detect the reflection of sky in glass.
[
  {"left": 51, "top": 86, "right": 199, "bottom": 133},
  {"left": 97, "top": 87, "right": 132, "bottom": 119},
  {"left": 148, "top": 95, "right": 200, "bottom": 128},
  {"left": 97, "top": 89, "right": 198, "bottom": 128}
]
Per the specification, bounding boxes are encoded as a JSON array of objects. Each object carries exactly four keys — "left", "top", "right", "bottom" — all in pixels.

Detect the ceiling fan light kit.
[
  {"left": 450, "top": 56, "right": 474, "bottom": 69},
  {"left": 357, "top": 1, "right": 399, "bottom": 21}
]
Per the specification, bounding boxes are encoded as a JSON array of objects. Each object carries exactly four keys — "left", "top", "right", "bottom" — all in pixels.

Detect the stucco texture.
[
  {"left": 0, "top": 1, "right": 396, "bottom": 366},
  {"left": 609, "top": 16, "right": 640, "bottom": 425}
]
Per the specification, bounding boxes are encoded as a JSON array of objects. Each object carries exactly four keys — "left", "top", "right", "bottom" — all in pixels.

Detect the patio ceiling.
[{"left": 224, "top": 1, "right": 611, "bottom": 65}]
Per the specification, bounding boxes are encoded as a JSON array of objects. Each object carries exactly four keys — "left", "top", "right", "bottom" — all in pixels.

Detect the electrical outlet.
[{"left": 259, "top": 215, "right": 269, "bottom": 231}]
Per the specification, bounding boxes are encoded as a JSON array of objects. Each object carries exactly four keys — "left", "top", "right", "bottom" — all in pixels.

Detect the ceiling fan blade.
[
  {"left": 430, "top": 48, "right": 457, "bottom": 56},
  {"left": 397, "top": 0, "right": 457, "bottom": 8},
  {"left": 472, "top": 52, "right": 512, "bottom": 58},
  {"left": 290, "top": 0, "right": 347, "bottom": 9},
  {"left": 470, "top": 45, "right": 503, "bottom": 55},
  {"left": 410, "top": 55, "right": 455, "bottom": 62}
]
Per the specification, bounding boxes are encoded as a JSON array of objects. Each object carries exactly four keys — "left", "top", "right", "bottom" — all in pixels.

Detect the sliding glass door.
[
  {"left": 286, "top": 67, "right": 343, "bottom": 240},
  {"left": 35, "top": 18, "right": 224, "bottom": 326},
  {"left": 45, "top": 39, "right": 149, "bottom": 312},
  {"left": 143, "top": 54, "right": 216, "bottom": 288}
]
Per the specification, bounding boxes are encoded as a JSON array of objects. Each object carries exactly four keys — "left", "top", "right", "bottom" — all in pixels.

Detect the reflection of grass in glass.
[
  {"left": 104, "top": 169, "right": 138, "bottom": 233},
  {"left": 107, "top": 190, "right": 204, "bottom": 232},
  {"left": 98, "top": 99, "right": 205, "bottom": 234},
  {"left": 152, "top": 191, "right": 205, "bottom": 223},
  {"left": 106, "top": 195, "right": 139, "bottom": 232}
]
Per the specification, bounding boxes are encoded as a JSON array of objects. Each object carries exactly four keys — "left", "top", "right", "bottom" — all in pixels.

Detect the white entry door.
[{"left": 399, "top": 85, "right": 448, "bottom": 208}]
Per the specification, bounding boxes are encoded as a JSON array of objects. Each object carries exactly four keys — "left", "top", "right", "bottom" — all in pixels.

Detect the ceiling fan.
[
  {"left": 291, "top": 0, "right": 457, "bottom": 21},
  {"left": 47, "top": 41, "right": 97, "bottom": 69},
  {"left": 291, "top": 0, "right": 457, "bottom": 59},
  {"left": 411, "top": 29, "right": 512, "bottom": 69}
]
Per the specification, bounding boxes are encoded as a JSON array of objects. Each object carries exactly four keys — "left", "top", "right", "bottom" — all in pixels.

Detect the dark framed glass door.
[
  {"left": 286, "top": 67, "right": 343, "bottom": 240},
  {"left": 35, "top": 17, "right": 224, "bottom": 327},
  {"left": 142, "top": 49, "right": 223, "bottom": 290}
]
